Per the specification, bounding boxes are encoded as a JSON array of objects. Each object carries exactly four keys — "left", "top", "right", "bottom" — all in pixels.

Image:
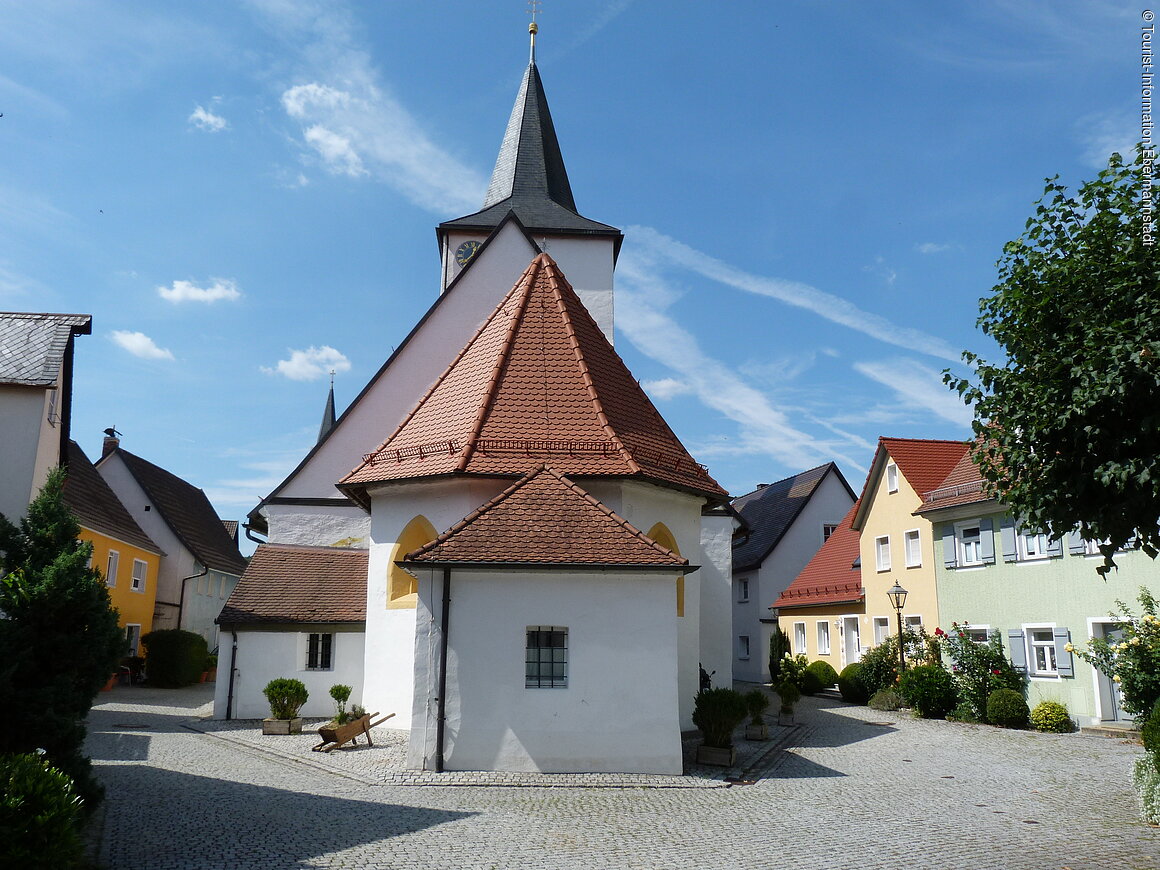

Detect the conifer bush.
[
  {"left": 1030, "top": 700, "right": 1075, "bottom": 733},
  {"left": 264, "top": 678, "right": 309, "bottom": 720},
  {"left": 692, "top": 688, "right": 748, "bottom": 748},
  {"left": 986, "top": 688, "right": 1030, "bottom": 729},
  {"left": 868, "top": 688, "right": 904, "bottom": 711}
]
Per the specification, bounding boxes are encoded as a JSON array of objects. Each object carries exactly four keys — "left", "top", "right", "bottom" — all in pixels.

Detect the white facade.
[{"left": 0, "top": 382, "right": 62, "bottom": 523}]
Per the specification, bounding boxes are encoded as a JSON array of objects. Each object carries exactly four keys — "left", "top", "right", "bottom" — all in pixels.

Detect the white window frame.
[
  {"left": 793, "top": 621, "right": 807, "bottom": 655},
  {"left": 1026, "top": 624, "right": 1059, "bottom": 677},
  {"left": 956, "top": 522, "right": 983, "bottom": 566},
  {"left": 304, "top": 632, "right": 334, "bottom": 671},
  {"left": 125, "top": 623, "right": 142, "bottom": 656},
  {"left": 903, "top": 528, "right": 922, "bottom": 568},
  {"left": 822, "top": 523, "right": 839, "bottom": 543},
  {"left": 875, "top": 535, "right": 891, "bottom": 572},
  {"left": 963, "top": 625, "right": 990, "bottom": 645},
  {"left": 131, "top": 558, "right": 147, "bottom": 593},
  {"left": 886, "top": 462, "right": 899, "bottom": 493},
  {"left": 905, "top": 614, "right": 923, "bottom": 630},
  {"left": 872, "top": 616, "right": 890, "bottom": 646},
  {"left": 1018, "top": 529, "right": 1051, "bottom": 561},
  {"left": 817, "top": 621, "right": 831, "bottom": 655},
  {"left": 738, "top": 635, "right": 751, "bottom": 660},
  {"left": 105, "top": 550, "right": 119, "bottom": 587},
  {"left": 737, "top": 577, "right": 750, "bottom": 603}
]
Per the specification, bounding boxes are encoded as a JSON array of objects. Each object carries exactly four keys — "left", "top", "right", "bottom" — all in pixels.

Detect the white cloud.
[
  {"left": 157, "top": 278, "right": 242, "bottom": 303},
  {"left": 1078, "top": 110, "right": 1136, "bottom": 169},
  {"left": 916, "top": 242, "right": 953, "bottom": 254},
  {"left": 111, "top": 330, "right": 175, "bottom": 360},
  {"left": 261, "top": 345, "right": 350, "bottom": 381},
  {"left": 189, "top": 104, "right": 228, "bottom": 132},
  {"left": 642, "top": 377, "right": 691, "bottom": 400},
  {"left": 853, "top": 358, "right": 974, "bottom": 428},
  {"left": 302, "top": 124, "right": 365, "bottom": 176}
]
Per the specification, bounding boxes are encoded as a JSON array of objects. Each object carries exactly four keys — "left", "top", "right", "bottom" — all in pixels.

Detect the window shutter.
[
  {"left": 1046, "top": 536, "right": 1063, "bottom": 558},
  {"left": 980, "top": 518, "right": 996, "bottom": 564},
  {"left": 1053, "top": 627, "right": 1074, "bottom": 677},
  {"left": 1007, "top": 628, "right": 1027, "bottom": 672},
  {"left": 1068, "top": 530, "right": 1086, "bottom": 555},
  {"left": 1000, "top": 516, "right": 1017, "bottom": 562},
  {"left": 942, "top": 524, "right": 958, "bottom": 568}
]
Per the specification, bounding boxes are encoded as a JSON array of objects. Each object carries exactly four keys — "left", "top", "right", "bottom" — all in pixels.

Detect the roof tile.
[
  {"left": 218, "top": 544, "right": 366, "bottom": 625},
  {"left": 63, "top": 441, "right": 161, "bottom": 555},
  {"left": 774, "top": 500, "right": 863, "bottom": 610}
]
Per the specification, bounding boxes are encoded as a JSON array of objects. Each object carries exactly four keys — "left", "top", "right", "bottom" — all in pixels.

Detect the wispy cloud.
[
  {"left": 642, "top": 377, "right": 692, "bottom": 401},
  {"left": 863, "top": 255, "right": 897, "bottom": 287},
  {"left": 1078, "top": 109, "right": 1136, "bottom": 169},
  {"left": 625, "top": 226, "right": 960, "bottom": 362},
  {"left": 189, "top": 103, "right": 228, "bottom": 132},
  {"left": 111, "top": 330, "right": 175, "bottom": 360},
  {"left": 915, "top": 242, "right": 953, "bottom": 254},
  {"left": 158, "top": 278, "right": 242, "bottom": 303},
  {"left": 261, "top": 345, "right": 350, "bottom": 381},
  {"left": 853, "top": 358, "right": 974, "bottom": 428}
]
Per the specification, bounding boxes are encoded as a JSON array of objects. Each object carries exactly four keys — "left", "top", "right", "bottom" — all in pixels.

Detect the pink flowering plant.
[
  {"left": 1070, "top": 588, "right": 1160, "bottom": 721},
  {"left": 937, "top": 622, "right": 1025, "bottom": 722}
]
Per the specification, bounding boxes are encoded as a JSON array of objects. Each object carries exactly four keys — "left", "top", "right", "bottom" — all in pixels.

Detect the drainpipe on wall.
[
  {"left": 435, "top": 567, "right": 451, "bottom": 773},
  {"left": 225, "top": 630, "right": 238, "bottom": 720},
  {"left": 243, "top": 522, "right": 266, "bottom": 546},
  {"left": 176, "top": 564, "right": 209, "bottom": 631}
]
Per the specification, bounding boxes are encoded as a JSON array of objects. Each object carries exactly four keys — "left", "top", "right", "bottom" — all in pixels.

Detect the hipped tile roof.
[
  {"left": 218, "top": 544, "right": 367, "bottom": 626},
  {"left": 731, "top": 463, "right": 851, "bottom": 573},
  {"left": 63, "top": 441, "right": 161, "bottom": 555},
  {"left": 341, "top": 254, "right": 725, "bottom": 501},
  {"left": 107, "top": 448, "right": 247, "bottom": 576},
  {"left": 404, "top": 465, "right": 689, "bottom": 569},
  {"left": 0, "top": 312, "right": 91, "bottom": 386},
  {"left": 774, "top": 500, "right": 863, "bottom": 610}
]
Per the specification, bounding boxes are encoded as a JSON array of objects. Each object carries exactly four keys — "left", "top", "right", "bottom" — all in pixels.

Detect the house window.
[
  {"left": 904, "top": 529, "right": 921, "bottom": 567},
  {"left": 1018, "top": 530, "right": 1050, "bottom": 560},
  {"left": 131, "top": 559, "right": 147, "bottom": 593},
  {"left": 305, "top": 632, "right": 333, "bottom": 670},
  {"left": 105, "top": 550, "right": 119, "bottom": 587},
  {"left": 886, "top": 462, "right": 899, "bottom": 493},
  {"left": 793, "top": 621, "right": 807, "bottom": 655},
  {"left": 737, "top": 578, "right": 750, "bottom": 602},
  {"left": 817, "top": 621, "right": 831, "bottom": 655},
  {"left": 875, "top": 535, "right": 891, "bottom": 571},
  {"left": 738, "top": 635, "right": 751, "bottom": 660},
  {"left": 905, "top": 615, "right": 923, "bottom": 631},
  {"left": 873, "top": 616, "right": 890, "bottom": 646},
  {"left": 1030, "top": 628, "right": 1058, "bottom": 676},
  {"left": 957, "top": 523, "right": 983, "bottom": 566},
  {"left": 125, "top": 624, "right": 141, "bottom": 656},
  {"left": 822, "top": 523, "right": 839, "bottom": 542},
  {"left": 964, "top": 626, "right": 990, "bottom": 645},
  {"left": 526, "top": 626, "right": 568, "bottom": 688}
]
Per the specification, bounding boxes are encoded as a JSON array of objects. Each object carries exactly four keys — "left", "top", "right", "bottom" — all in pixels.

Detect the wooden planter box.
[
  {"left": 696, "top": 745, "right": 736, "bottom": 766},
  {"left": 262, "top": 717, "right": 303, "bottom": 735},
  {"left": 745, "top": 723, "right": 769, "bottom": 741}
]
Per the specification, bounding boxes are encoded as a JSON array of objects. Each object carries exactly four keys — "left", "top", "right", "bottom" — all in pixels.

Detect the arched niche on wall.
[
  {"left": 647, "top": 522, "right": 684, "bottom": 618},
  {"left": 387, "top": 515, "right": 438, "bottom": 609}
]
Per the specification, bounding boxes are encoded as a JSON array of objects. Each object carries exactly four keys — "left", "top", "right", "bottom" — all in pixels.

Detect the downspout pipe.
[
  {"left": 435, "top": 568, "right": 451, "bottom": 773},
  {"left": 177, "top": 564, "right": 209, "bottom": 630},
  {"left": 225, "top": 630, "right": 239, "bottom": 720}
]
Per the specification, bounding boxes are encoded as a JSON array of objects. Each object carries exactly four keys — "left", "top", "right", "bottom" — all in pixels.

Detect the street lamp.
[{"left": 887, "top": 582, "right": 908, "bottom": 675}]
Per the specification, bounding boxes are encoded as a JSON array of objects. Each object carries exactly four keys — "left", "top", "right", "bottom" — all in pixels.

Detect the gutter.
[
  {"left": 225, "top": 630, "right": 238, "bottom": 720},
  {"left": 176, "top": 564, "right": 209, "bottom": 630}
]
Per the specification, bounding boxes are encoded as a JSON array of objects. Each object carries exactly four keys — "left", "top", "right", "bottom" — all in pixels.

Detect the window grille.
[
  {"left": 526, "top": 626, "right": 568, "bottom": 688},
  {"left": 306, "top": 632, "right": 333, "bottom": 670}
]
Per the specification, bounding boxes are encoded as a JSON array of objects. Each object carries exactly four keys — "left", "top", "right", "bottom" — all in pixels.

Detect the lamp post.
[{"left": 886, "top": 582, "right": 908, "bottom": 676}]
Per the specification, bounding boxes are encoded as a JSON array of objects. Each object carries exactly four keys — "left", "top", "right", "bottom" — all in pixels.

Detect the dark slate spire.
[{"left": 318, "top": 372, "right": 336, "bottom": 443}]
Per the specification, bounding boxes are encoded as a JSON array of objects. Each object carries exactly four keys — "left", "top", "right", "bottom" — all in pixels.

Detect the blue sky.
[{"left": 0, "top": 1, "right": 1140, "bottom": 548}]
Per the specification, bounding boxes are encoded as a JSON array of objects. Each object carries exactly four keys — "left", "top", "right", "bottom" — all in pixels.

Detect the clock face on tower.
[{"left": 454, "top": 240, "right": 482, "bottom": 267}]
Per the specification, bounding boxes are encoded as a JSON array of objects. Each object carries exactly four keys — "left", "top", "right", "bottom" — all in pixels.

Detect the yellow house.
[{"left": 63, "top": 441, "right": 163, "bottom": 655}]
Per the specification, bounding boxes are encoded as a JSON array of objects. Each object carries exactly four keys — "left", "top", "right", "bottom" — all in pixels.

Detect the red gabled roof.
[
  {"left": 217, "top": 544, "right": 367, "bottom": 626},
  {"left": 917, "top": 448, "right": 990, "bottom": 512},
  {"left": 774, "top": 499, "right": 863, "bottom": 610},
  {"left": 853, "top": 437, "right": 969, "bottom": 529},
  {"left": 403, "top": 465, "right": 689, "bottom": 569},
  {"left": 340, "top": 254, "right": 724, "bottom": 501}
]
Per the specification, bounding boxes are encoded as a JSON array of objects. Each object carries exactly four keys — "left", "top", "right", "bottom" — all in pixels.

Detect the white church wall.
[
  {"left": 213, "top": 627, "right": 364, "bottom": 720},
  {"left": 263, "top": 503, "right": 370, "bottom": 549},
  {"left": 530, "top": 234, "right": 615, "bottom": 344},
  {"left": 409, "top": 568, "right": 682, "bottom": 774},
  {"left": 699, "top": 513, "right": 735, "bottom": 692}
]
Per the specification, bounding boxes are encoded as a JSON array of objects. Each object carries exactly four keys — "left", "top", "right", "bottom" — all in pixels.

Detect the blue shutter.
[
  {"left": 1054, "top": 627, "right": 1074, "bottom": 677},
  {"left": 1000, "top": 516, "right": 1018, "bottom": 562},
  {"left": 1007, "top": 628, "right": 1027, "bottom": 672},
  {"left": 942, "top": 523, "right": 958, "bottom": 569},
  {"left": 1046, "top": 536, "right": 1063, "bottom": 558},
  {"left": 1068, "top": 530, "right": 1086, "bottom": 555},
  {"left": 980, "top": 518, "right": 996, "bottom": 564}
]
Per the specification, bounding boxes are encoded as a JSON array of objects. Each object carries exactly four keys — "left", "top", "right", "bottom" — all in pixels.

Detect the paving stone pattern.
[{"left": 86, "top": 683, "right": 1159, "bottom": 869}]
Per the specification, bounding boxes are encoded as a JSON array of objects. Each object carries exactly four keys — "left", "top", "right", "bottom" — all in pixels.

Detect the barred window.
[
  {"left": 306, "top": 632, "right": 333, "bottom": 670},
  {"left": 526, "top": 626, "right": 567, "bottom": 688}
]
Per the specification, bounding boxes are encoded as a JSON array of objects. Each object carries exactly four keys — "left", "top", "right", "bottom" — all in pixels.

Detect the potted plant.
[
  {"left": 692, "top": 687, "right": 748, "bottom": 766},
  {"left": 744, "top": 688, "right": 770, "bottom": 740},
  {"left": 776, "top": 680, "right": 800, "bottom": 725},
  {"left": 326, "top": 684, "right": 353, "bottom": 726},
  {"left": 201, "top": 654, "right": 218, "bottom": 683},
  {"left": 262, "top": 678, "right": 308, "bottom": 734}
]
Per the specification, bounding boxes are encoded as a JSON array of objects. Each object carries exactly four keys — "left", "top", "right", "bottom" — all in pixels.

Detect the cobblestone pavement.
[{"left": 86, "top": 682, "right": 1159, "bottom": 869}]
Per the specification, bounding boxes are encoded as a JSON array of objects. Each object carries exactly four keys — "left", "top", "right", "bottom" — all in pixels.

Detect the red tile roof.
[
  {"left": 403, "top": 465, "right": 689, "bottom": 569},
  {"left": 917, "top": 447, "right": 992, "bottom": 512},
  {"left": 774, "top": 500, "right": 863, "bottom": 610},
  {"left": 340, "top": 254, "right": 724, "bottom": 501},
  {"left": 853, "top": 437, "right": 969, "bottom": 529},
  {"left": 217, "top": 544, "right": 367, "bottom": 626}
]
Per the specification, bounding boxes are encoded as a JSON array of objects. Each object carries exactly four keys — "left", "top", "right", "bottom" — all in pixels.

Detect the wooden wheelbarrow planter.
[{"left": 312, "top": 712, "right": 395, "bottom": 753}]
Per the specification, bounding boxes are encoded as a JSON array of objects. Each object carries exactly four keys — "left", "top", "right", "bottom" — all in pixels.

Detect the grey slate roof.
[
  {"left": 63, "top": 441, "right": 162, "bottom": 555},
  {"left": 439, "top": 62, "right": 620, "bottom": 239},
  {"left": 104, "top": 448, "right": 247, "bottom": 576},
  {"left": 731, "top": 462, "right": 854, "bottom": 573},
  {"left": 0, "top": 312, "right": 92, "bottom": 386}
]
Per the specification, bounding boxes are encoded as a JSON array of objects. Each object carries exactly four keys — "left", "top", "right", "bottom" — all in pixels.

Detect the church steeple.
[{"left": 317, "top": 371, "right": 336, "bottom": 444}]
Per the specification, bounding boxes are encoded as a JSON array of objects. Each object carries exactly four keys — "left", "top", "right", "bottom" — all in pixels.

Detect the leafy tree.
[
  {"left": 0, "top": 467, "right": 124, "bottom": 810},
  {"left": 946, "top": 150, "right": 1160, "bottom": 573}
]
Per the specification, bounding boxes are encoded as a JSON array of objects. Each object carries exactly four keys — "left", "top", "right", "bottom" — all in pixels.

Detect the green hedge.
[{"left": 141, "top": 629, "right": 208, "bottom": 687}]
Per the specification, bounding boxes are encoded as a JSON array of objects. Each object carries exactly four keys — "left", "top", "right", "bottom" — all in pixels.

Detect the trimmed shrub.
[
  {"left": 263, "top": 678, "right": 309, "bottom": 720},
  {"left": 1030, "top": 700, "right": 1075, "bottom": 733},
  {"left": 0, "top": 753, "right": 85, "bottom": 869},
  {"left": 806, "top": 660, "right": 839, "bottom": 690},
  {"left": 838, "top": 663, "right": 869, "bottom": 704},
  {"left": 330, "top": 684, "right": 353, "bottom": 725},
  {"left": 1141, "top": 698, "right": 1160, "bottom": 756},
  {"left": 899, "top": 664, "right": 957, "bottom": 719},
  {"left": 868, "top": 688, "right": 904, "bottom": 711},
  {"left": 692, "top": 688, "right": 748, "bottom": 748},
  {"left": 141, "top": 629, "right": 209, "bottom": 688},
  {"left": 775, "top": 680, "right": 801, "bottom": 714},
  {"left": 743, "top": 688, "right": 770, "bottom": 726},
  {"left": 987, "top": 688, "right": 1030, "bottom": 729}
]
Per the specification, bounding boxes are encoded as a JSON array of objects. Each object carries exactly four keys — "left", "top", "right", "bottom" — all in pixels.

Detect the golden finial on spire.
[{"left": 528, "top": 0, "right": 541, "bottom": 62}]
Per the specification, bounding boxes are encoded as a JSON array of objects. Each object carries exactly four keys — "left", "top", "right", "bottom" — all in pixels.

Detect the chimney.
[{"left": 102, "top": 426, "right": 121, "bottom": 459}]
